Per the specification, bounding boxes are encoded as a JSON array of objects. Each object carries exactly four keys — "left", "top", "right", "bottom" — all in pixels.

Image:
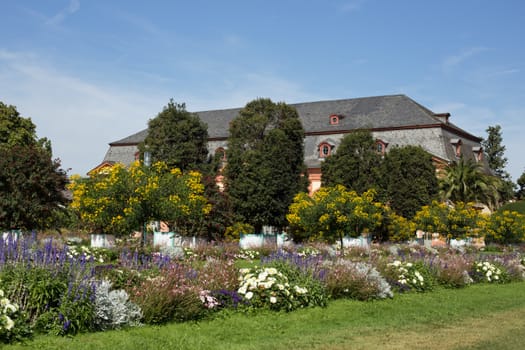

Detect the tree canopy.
[
  {"left": 321, "top": 130, "right": 382, "bottom": 194},
  {"left": 380, "top": 145, "right": 438, "bottom": 219},
  {"left": 138, "top": 100, "right": 209, "bottom": 172},
  {"left": 0, "top": 102, "right": 68, "bottom": 230},
  {"left": 225, "top": 98, "right": 307, "bottom": 233}
]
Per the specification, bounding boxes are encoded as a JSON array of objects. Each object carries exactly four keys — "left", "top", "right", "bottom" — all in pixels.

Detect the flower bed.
[{"left": 0, "top": 234, "right": 524, "bottom": 345}]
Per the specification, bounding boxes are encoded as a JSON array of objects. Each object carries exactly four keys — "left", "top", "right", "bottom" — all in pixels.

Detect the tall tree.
[
  {"left": 321, "top": 130, "right": 382, "bottom": 194},
  {"left": 0, "top": 102, "right": 68, "bottom": 230},
  {"left": 138, "top": 100, "right": 209, "bottom": 172},
  {"left": 482, "top": 125, "right": 507, "bottom": 177},
  {"left": 481, "top": 125, "right": 515, "bottom": 202},
  {"left": 380, "top": 145, "right": 438, "bottom": 219},
  {"left": 225, "top": 98, "right": 306, "bottom": 233}
]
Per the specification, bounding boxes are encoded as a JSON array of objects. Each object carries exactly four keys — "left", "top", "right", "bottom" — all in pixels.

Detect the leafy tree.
[
  {"left": 138, "top": 100, "right": 209, "bottom": 172},
  {"left": 0, "top": 102, "right": 68, "bottom": 231},
  {"left": 517, "top": 170, "right": 525, "bottom": 200},
  {"left": 439, "top": 157, "right": 500, "bottom": 210},
  {"left": 287, "top": 185, "right": 384, "bottom": 253},
  {"left": 321, "top": 130, "right": 381, "bottom": 194},
  {"left": 225, "top": 98, "right": 306, "bottom": 233},
  {"left": 0, "top": 145, "right": 68, "bottom": 230},
  {"left": 380, "top": 145, "right": 438, "bottom": 219}
]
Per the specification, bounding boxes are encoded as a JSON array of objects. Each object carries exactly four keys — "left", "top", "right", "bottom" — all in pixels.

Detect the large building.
[{"left": 94, "top": 94, "right": 486, "bottom": 193}]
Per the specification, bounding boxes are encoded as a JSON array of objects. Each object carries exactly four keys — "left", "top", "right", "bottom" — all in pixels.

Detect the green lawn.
[
  {"left": 6, "top": 282, "right": 525, "bottom": 350},
  {"left": 499, "top": 200, "right": 525, "bottom": 215}
]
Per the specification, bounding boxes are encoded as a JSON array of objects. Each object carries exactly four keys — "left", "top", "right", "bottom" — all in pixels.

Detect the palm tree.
[{"left": 439, "top": 157, "right": 501, "bottom": 210}]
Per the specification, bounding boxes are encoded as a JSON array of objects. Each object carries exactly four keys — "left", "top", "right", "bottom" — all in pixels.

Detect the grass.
[
  {"left": 499, "top": 200, "right": 525, "bottom": 214},
  {"left": 5, "top": 282, "right": 525, "bottom": 350}
]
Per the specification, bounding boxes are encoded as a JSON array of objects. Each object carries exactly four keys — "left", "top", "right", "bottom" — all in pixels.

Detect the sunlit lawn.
[{"left": 6, "top": 282, "right": 525, "bottom": 350}]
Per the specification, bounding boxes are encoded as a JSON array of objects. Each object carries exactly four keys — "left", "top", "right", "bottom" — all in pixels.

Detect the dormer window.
[
  {"left": 318, "top": 141, "right": 335, "bottom": 158},
  {"left": 375, "top": 139, "right": 388, "bottom": 155},
  {"left": 472, "top": 146, "right": 483, "bottom": 162},
  {"left": 330, "top": 114, "right": 340, "bottom": 125},
  {"left": 450, "top": 138, "right": 462, "bottom": 157}
]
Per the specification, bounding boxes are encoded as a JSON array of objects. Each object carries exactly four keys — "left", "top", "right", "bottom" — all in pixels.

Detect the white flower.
[
  {"left": 265, "top": 268, "right": 278, "bottom": 275},
  {"left": 4, "top": 315, "right": 14, "bottom": 330},
  {"left": 245, "top": 291, "right": 254, "bottom": 300},
  {"left": 238, "top": 286, "right": 247, "bottom": 295},
  {"left": 270, "top": 296, "right": 277, "bottom": 304}
]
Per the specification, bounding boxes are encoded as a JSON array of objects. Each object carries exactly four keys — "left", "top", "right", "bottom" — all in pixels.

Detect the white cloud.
[
  {"left": 0, "top": 49, "right": 166, "bottom": 176},
  {"left": 340, "top": 0, "right": 367, "bottom": 12},
  {"left": 47, "top": 0, "right": 80, "bottom": 25},
  {"left": 441, "top": 47, "right": 489, "bottom": 73}
]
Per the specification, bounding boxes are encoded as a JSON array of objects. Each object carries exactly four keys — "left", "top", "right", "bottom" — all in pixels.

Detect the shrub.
[
  {"left": 237, "top": 267, "right": 321, "bottom": 311},
  {"left": 384, "top": 260, "right": 435, "bottom": 292},
  {"left": 434, "top": 254, "right": 473, "bottom": 288},
  {"left": 322, "top": 260, "right": 392, "bottom": 300},
  {"left": 128, "top": 263, "right": 207, "bottom": 324},
  {"left": 483, "top": 210, "right": 525, "bottom": 244},
  {"left": 0, "top": 289, "right": 32, "bottom": 344},
  {"left": 94, "top": 280, "right": 142, "bottom": 330},
  {"left": 470, "top": 261, "right": 508, "bottom": 283}
]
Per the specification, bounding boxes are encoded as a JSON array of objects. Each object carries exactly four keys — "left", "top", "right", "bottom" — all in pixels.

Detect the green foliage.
[
  {"left": 0, "top": 101, "right": 44, "bottom": 149},
  {"left": 226, "top": 98, "right": 306, "bottom": 232},
  {"left": 0, "top": 266, "right": 67, "bottom": 327},
  {"left": 498, "top": 200, "right": 525, "bottom": 214},
  {"left": 482, "top": 125, "right": 508, "bottom": 178},
  {"left": 439, "top": 157, "right": 500, "bottom": 209},
  {"left": 138, "top": 100, "right": 209, "bottom": 172},
  {"left": 380, "top": 145, "right": 438, "bottom": 218},
  {"left": 0, "top": 102, "right": 67, "bottom": 231},
  {"left": 321, "top": 130, "right": 381, "bottom": 194}
]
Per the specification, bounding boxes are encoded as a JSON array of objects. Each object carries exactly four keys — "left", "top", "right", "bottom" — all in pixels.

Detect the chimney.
[{"left": 434, "top": 113, "right": 450, "bottom": 124}]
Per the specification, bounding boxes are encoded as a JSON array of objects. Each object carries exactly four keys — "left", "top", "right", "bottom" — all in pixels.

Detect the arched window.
[
  {"left": 318, "top": 142, "right": 334, "bottom": 158},
  {"left": 375, "top": 139, "right": 388, "bottom": 155}
]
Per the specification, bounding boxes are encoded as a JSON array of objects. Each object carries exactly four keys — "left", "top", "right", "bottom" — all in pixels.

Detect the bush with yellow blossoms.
[
  {"left": 483, "top": 210, "right": 525, "bottom": 244},
  {"left": 413, "top": 201, "right": 484, "bottom": 240},
  {"left": 68, "top": 161, "right": 211, "bottom": 237},
  {"left": 287, "top": 185, "right": 384, "bottom": 252}
]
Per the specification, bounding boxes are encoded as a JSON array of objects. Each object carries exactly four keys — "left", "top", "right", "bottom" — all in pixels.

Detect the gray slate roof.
[{"left": 110, "top": 94, "right": 479, "bottom": 145}]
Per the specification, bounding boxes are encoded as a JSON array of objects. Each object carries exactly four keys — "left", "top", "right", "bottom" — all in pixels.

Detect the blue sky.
[{"left": 1, "top": 0, "right": 524, "bottom": 181}]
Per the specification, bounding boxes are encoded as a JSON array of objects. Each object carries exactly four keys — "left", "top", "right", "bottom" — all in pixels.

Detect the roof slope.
[{"left": 110, "top": 94, "right": 478, "bottom": 144}]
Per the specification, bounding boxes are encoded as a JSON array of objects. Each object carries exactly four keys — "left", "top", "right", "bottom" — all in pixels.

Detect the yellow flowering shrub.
[
  {"left": 413, "top": 201, "right": 485, "bottom": 240},
  {"left": 68, "top": 161, "right": 210, "bottom": 237},
  {"left": 287, "top": 185, "right": 384, "bottom": 248},
  {"left": 483, "top": 210, "right": 525, "bottom": 244}
]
